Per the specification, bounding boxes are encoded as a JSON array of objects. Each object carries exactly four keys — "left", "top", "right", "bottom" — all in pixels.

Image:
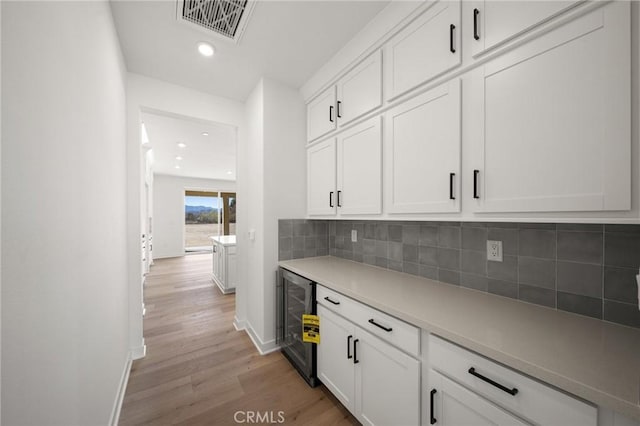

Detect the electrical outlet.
[
  {"left": 351, "top": 229, "right": 357, "bottom": 242},
  {"left": 487, "top": 240, "right": 503, "bottom": 262}
]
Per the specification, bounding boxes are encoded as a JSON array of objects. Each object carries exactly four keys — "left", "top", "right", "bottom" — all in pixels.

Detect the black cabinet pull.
[
  {"left": 324, "top": 296, "right": 340, "bottom": 305},
  {"left": 329, "top": 105, "right": 334, "bottom": 122},
  {"left": 430, "top": 389, "right": 437, "bottom": 424},
  {"left": 329, "top": 191, "right": 334, "bottom": 207},
  {"left": 468, "top": 367, "right": 519, "bottom": 396},
  {"left": 449, "top": 172, "right": 455, "bottom": 200},
  {"left": 337, "top": 190, "right": 342, "bottom": 207},
  {"left": 473, "top": 170, "right": 480, "bottom": 199},
  {"left": 353, "top": 339, "right": 359, "bottom": 364},
  {"left": 347, "top": 335, "right": 353, "bottom": 359},
  {"left": 337, "top": 101, "right": 342, "bottom": 118},
  {"left": 368, "top": 318, "right": 392, "bottom": 332},
  {"left": 449, "top": 24, "right": 456, "bottom": 53},
  {"left": 473, "top": 8, "right": 480, "bottom": 40}
]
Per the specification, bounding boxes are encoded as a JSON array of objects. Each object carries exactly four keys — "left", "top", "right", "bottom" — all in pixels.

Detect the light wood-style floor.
[{"left": 119, "top": 254, "right": 358, "bottom": 425}]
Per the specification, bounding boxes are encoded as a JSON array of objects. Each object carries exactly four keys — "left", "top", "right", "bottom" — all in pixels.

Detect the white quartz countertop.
[
  {"left": 279, "top": 256, "right": 640, "bottom": 421},
  {"left": 210, "top": 235, "right": 236, "bottom": 246}
]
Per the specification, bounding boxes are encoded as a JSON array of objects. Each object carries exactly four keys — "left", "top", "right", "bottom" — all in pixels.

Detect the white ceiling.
[
  {"left": 110, "top": 0, "right": 390, "bottom": 101},
  {"left": 142, "top": 112, "right": 237, "bottom": 180}
]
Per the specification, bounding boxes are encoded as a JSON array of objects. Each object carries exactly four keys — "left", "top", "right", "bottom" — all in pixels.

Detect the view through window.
[{"left": 184, "top": 190, "right": 236, "bottom": 251}]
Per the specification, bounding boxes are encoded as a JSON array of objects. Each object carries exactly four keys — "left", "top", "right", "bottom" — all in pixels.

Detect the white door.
[
  {"left": 307, "top": 139, "right": 337, "bottom": 216},
  {"left": 385, "top": 79, "right": 461, "bottom": 214},
  {"left": 307, "top": 86, "right": 337, "bottom": 142},
  {"left": 337, "top": 117, "right": 382, "bottom": 215},
  {"left": 384, "top": 0, "right": 461, "bottom": 100},
  {"left": 317, "top": 305, "right": 356, "bottom": 413},
  {"left": 429, "top": 370, "right": 529, "bottom": 426},
  {"left": 355, "top": 328, "right": 420, "bottom": 426},
  {"left": 469, "top": 2, "right": 630, "bottom": 213},
  {"left": 470, "top": 0, "right": 580, "bottom": 57},
  {"left": 336, "top": 50, "right": 382, "bottom": 126}
]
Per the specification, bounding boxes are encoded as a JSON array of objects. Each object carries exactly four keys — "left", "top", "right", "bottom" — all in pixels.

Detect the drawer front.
[
  {"left": 429, "top": 335, "right": 597, "bottom": 426},
  {"left": 317, "top": 285, "right": 420, "bottom": 357}
]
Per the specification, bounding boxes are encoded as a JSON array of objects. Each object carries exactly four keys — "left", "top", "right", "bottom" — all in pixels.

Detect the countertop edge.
[{"left": 278, "top": 257, "right": 640, "bottom": 421}]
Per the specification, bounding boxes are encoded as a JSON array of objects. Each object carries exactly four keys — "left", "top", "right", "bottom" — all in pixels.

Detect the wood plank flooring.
[{"left": 120, "top": 254, "right": 358, "bottom": 425}]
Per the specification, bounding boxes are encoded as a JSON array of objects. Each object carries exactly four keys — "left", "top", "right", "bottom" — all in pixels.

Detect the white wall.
[
  {"left": 241, "top": 78, "right": 306, "bottom": 352},
  {"left": 126, "top": 73, "right": 245, "bottom": 358},
  {"left": 2, "top": 2, "right": 128, "bottom": 425},
  {"left": 153, "top": 174, "right": 236, "bottom": 259}
]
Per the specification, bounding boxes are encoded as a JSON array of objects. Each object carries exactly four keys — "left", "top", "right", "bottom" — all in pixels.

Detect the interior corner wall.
[
  {"left": 2, "top": 1, "right": 128, "bottom": 425},
  {"left": 152, "top": 174, "right": 236, "bottom": 259},
  {"left": 241, "top": 77, "right": 306, "bottom": 351},
  {"left": 243, "top": 79, "right": 266, "bottom": 341},
  {"left": 126, "top": 73, "right": 245, "bottom": 357}
]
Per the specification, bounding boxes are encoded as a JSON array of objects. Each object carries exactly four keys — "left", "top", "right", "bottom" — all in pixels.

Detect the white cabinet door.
[
  {"left": 385, "top": 79, "right": 461, "bottom": 214},
  {"left": 307, "top": 86, "right": 337, "bottom": 142},
  {"left": 385, "top": 0, "right": 461, "bottom": 100},
  {"left": 307, "top": 139, "right": 337, "bottom": 216},
  {"left": 469, "top": 2, "right": 630, "bottom": 213},
  {"left": 470, "top": 0, "right": 580, "bottom": 57},
  {"left": 317, "top": 305, "right": 356, "bottom": 412},
  {"left": 212, "top": 242, "right": 220, "bottom": 281},
  {"left": 355, "top": 328, "right": 420, "bottom": 426},
  {"left": 337, "top": 117, "right": 382, "bottom": 215},
  {"left": 428, "top": 370, "right": 529, "bottom": 426},
  {"left": 226, "top": 249, "right": 236, "bottom": 292},
  {"left": 336, "top": 50, "right": 382, "bottom": 126}
]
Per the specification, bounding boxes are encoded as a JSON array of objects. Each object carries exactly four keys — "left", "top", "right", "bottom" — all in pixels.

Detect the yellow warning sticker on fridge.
[{"left": 302, "top": 314, "right": 320, "bottom": 344}]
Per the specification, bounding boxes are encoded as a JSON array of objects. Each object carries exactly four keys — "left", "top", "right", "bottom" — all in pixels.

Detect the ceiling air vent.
[{"left": 176, "top": 0, "right": 255, "bottom": 44}]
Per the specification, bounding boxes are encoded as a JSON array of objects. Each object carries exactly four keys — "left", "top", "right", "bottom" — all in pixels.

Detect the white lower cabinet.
[
  {"left": 429, "top": 369, "right": 528, "bottom": 426},
  {"left": 211, "top": 237, "right": 236, "bottom": 294},
  {"left": 317, "top": 291, "right": 420, "bottom": 426}
]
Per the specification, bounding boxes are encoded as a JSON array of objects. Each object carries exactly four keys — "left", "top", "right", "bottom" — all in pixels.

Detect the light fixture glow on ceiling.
[
  {"left": 227, "top": 171, "right": 232, "bottom": 175},
  {"left": 176, "top": 156, "right": 183, "bottom": 161},
  {"left": 197, "top": 42, "right": 215, "bottom": 57},
  {"left": 177, "top": 142, "right": 186, "bottom": 148},
  {"left": 202, "top": 132, "right": 209, "bottom": 136},
  {"left": 174, "top": 165, "right": 181, "bottom": 169}
]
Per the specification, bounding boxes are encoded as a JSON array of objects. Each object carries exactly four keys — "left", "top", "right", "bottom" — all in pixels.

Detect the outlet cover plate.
[
  {"left": 351, "top": 229, "right": 357, "bottom": 242},
  {"left": 487, "top": 240, "right": 503, "bottom": 262}
]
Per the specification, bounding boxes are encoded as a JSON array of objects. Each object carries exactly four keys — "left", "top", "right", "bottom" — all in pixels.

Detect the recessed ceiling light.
[
  {"left": 177, "top": 142, "right": 186, "bottom": 148},
  {"left": 197, "top": 42, "right": 215, "bottom": 57},
  {"left": 174, "top": 165, "right": 181, "bottom": 169},
  {"left": 227, "top": 171, "right": 232, "bottom": 175},
  {"left": 176, "top": 156, "right": 183, "bottom": 161},
  {"left": 202, "top": 132, "right": 209, "bottom": 136}
]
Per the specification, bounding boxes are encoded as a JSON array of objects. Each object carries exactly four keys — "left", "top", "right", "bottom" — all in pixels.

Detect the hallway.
[{"left": 119, "top": 254, "right": 357, "bottom": 425}]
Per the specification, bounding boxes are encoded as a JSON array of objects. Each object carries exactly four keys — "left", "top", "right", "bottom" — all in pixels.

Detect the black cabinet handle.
[
  {"left": 347, "top": 335, "right": 353, "bottom": 359},
  {"left": 324, "top": 296, "right": 340, "bottom": 305},
  {"left": 329, "top": 191, "right": 334, "bottom": 207},
  {"left": 449, "top": 24, "right": 456, "bottom": 53},
  {"left": 329, "top": 105, "right": 334, "bottom": 123},
  {"left": 353, "top": 339, "right": 359, "bottom": 364},
  {"left": 430, "top": 389, "right": 437, "bottom": 424},
  {"left": 337, "top": 101, "right": 342, "bottom": 118},
  {"left": 449, "top": 173, "right": 455, "bottom": 200},
  {"left": 473, "top": 170, "right": 480, "bottom": 199},
  {"left": 473, "top": 8, "right": 480, "bottom": 40},
  {"left": 337, "top": 190, "right": 342, "bottom": 207},
  {"left": 468, "top": 367, "right": 519, "bottom": 396},
  {"left": 368, "top": 318, "right": 392, "bottom": 332}
]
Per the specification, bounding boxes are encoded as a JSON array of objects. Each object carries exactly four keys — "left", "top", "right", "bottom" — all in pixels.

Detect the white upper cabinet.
[
  {"left": 336, "top": 50, "right": 383, "bottom": 127},
  {"left": 468, "top": 1, "right": 630, "bottom": 213},
  {"left": 307, "top": 139, "right": 336, "bottom": 216},
  {"left": 337, "top": 118, "right": 382, "bottom": 215},
  {"left": 385, "top": 79, "right": 461, "bottom": 214},
  {"left": 469, "top": 0, "right": 581, "bottom": 57},
  {"left": 384, "top": 0, "right": 461, "bottom": 101},
  {"left": 307, "top": 86, "right": 337, "bottom": 142}
]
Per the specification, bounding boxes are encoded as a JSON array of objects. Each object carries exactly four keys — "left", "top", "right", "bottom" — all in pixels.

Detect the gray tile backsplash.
[{"left": 278, "top": 219, "right": 640, "bottom": 329}]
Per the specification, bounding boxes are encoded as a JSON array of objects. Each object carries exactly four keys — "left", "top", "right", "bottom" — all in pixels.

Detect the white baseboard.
[
  {"left": 131, "top": 340, "right": 146, "bottom": 360},
  {"left": 233, "top": 316, "right": 246, "bottom": 331},
  {"left": 109, "top": 351, "right": 132, "bottom": 426},
  {"left": 244, "top": 322, "right": 280, "bottom": 355}
]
